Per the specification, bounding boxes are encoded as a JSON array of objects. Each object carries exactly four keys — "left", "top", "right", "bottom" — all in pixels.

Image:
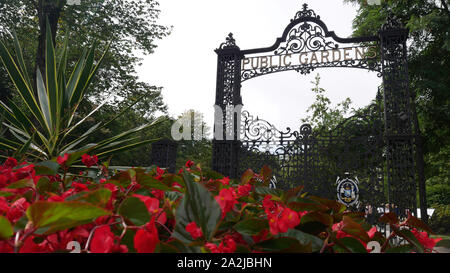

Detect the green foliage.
[
  {"left": 118, "top": 197, "right": 151, "bottom": 226},
  {"left": 172, "top": 171, "right": 222, "bottom": 243},
  {"left": 0, "top": 0, "right": 170, "bottom": 114},
  {"left": 426, "top": 146, "right": 450, "bottom": 205},
  {"left": 301, "top": 74, "right": 354, "bottom": 130},
  {"left": 26, "top": 201, "right": 111, "bottom": 235},
  {"left": 0, "top": 29, "right": 162, "bottom": 162},
  {"left": 175, "top": 110, "right": 212, "bottom": 170},
  {"left": 429, "top": 205, "right": 450, "bottom": 234},
  {"left": 0, "top": 216, "right": 13, "bottom": 240},
  {"left": 0, "top": 0, "right": 170, "bottom": 164}
]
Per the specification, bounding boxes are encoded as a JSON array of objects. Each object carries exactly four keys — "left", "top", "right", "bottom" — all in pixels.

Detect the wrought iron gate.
[{"left": 212, "top": 3, "right": 427, "bottom": 220}]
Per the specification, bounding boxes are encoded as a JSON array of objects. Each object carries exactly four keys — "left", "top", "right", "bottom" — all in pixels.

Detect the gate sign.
[
  {"left": 336, "top": 176, "right": 360, "bottom": 207},
  {"left": 242, "top": 46, "right": 378, "bottom": 71}
]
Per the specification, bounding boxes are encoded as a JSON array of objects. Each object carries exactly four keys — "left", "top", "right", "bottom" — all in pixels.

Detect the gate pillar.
[
  {"left": 212, "top": 33, "right": 243, "bottom": 178},
  {"left": 379, "top": 14, "right": 419, "bottom": 218}
]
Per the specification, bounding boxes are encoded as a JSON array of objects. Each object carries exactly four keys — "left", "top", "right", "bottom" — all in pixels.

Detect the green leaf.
[
  {"left": 341, "top": 216, "right": 370, "bottom": 242},
  {"left": 34, "top": 160, "right": 60, "bottom": 175},
  {"left": 118, "top": 197, "right": 150, "bottom": 226},
  {"left": 11, "top": 30, "right": 31, "bottom": 87},
  {"left": 287, "top": 198, "right": 328, "bottom": 212},
  {"left": 14, "top": 215, "right": 29, "bottom": 233},
  {"left": 276, "top": 229, "right": 323, "bottom": 252},
  {"left": 45, "top": 19, "right": 59, "bottom": 127},
  {"left": 6, "top": 178, "right": 35, "bottom": 190},
  {"left": 394, "top": 228, "right": 424, "bottom": 253},
  {"left": 36, "top": 177, "right": 51, "bottom": 195},
  {"left": 234, "top": 218, "right": 268, "bottom": 236},
  {"left": 36, "top": 68, "right": 52, "bottom": 132},
  {"left": 255, "top": 237, "right": 312, "bottom": 253},
  {"left": 13, "top": 133, "right": 34, "bottom": 159},
  {"left": 240, "top": 169, "right": 254, "bottom": 185},
  {"left": 65, "top": 188, "right": 112, "bottom": 207},
  {"left": 404, "top": 214, "right": 433, "bottom": 234},
  {"left": 136, "top": 173, "right": 172, "bottom": 191},
  {"left": 259, "top": 165, "right": 272, "bottom": 186},
  {"left": 0, "top": 191, "right": 14, "bottom": 197},
  {"left": 300, "top": 211, "right": 333, "bottom": 227},
  {"left": 336, "top": 237, "right": 368, "bottom": 253},
  {"left": 0, "top": 40, "right": 47, "bottom": 133},
  {"left": 0, "top": 215, "right": 13, "bottom": 239},
  {"left": 172, "top": 171, "right": 221, "bottom": 244},
  {"left": 385, "top": 244, "right": 414, "bottom": 253},
  {"left": 26, "top": 201, "right": 111, "bottom": 234},
  {"left": 309, "top": 196, "right": 346, "bottom": 214},
  {"left": 255, "top": 186, "right": 283, "bottom": 197}
]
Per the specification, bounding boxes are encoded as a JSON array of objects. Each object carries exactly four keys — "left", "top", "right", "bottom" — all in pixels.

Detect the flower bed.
[{"left": 0, "top": 156, "right": 441, "bottom": 253}]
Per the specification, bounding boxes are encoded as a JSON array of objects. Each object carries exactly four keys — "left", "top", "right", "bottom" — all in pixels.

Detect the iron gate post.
[
  {"left": 379, "top": 14, "right": 420, "bottom": 218},
  {"left": 150, "top": 138, "right": 178, "bottom": 173},
  {"left": 212, "top": 33, "right": 243, "bottom": 178}
]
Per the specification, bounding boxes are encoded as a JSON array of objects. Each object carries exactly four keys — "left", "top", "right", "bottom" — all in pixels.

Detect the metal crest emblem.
[{"left": 336, "top": 176, "right": 360, "bottom": 207}]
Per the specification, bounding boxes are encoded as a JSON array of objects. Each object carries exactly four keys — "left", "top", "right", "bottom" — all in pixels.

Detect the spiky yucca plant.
[{"left": 0, "top": 25, "right": 161, "bottom": 163}]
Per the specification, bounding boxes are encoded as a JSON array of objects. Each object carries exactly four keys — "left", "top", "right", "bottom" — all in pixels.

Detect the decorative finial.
[
  {"left": 293, "top": 3, "right": 320, "bottom": 21},
  {"left": 218, "top": 33, "right": 239, "bottom": 50}
]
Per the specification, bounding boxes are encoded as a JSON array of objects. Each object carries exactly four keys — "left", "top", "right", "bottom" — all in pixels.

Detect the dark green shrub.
[{"left": 429, "top": 205, "right": 450, "bottom": 234}]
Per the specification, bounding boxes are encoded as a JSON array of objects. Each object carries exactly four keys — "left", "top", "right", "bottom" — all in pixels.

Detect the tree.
[
  {"left": 0, "top": 0, "right": 171, "bottom": 163},
  {"left": 301, "top": 73, "right": 354, "bottom": 130},
  {"left": 0, "top": 0, "right": 170, "bottom": 117},
  {"left": 174, "top": 110, "right": 212, "bottom": 170},
  {"left": 343, "top": 0, "right": 450, "bottom": 205}
]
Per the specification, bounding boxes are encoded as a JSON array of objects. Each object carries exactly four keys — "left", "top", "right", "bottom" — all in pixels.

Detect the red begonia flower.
[
  {"left": 186, "top": 222, "right": 203, "bottom": 240},
  {"left": 266, "top": 206, "right": 300, "bottom": 235},
  {"left": 185, "top": 160, "right": 194, "bottom": 168},
  {"left": 237, "top": 183, "right": 252, "bottom": 197},
  {"left": 81, "top": 154, "right": 98, "bottom": 168},
  {"left": 90, "top": 226, "right": 116, "bottom": 253},
  {"left": 205, "top": 235, "right": 236, "bottom": 253},
  {"left": 411, "top": 228, "right": 442, "bottom": 251},
  {"left": 215, "top": 188, "right": 238, "bottom": 218},
  {"left": 57, "top": 153, "right": 70, "bottom": 166},
  {"left": 134, "top": 218, "right": 159, "bottom": 253},
  {"left": 3, "top": 157, "right": 17, "bottom": 169}
]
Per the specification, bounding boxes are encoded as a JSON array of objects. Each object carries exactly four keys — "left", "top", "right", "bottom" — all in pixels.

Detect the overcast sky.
[{"left": 136, "top": 0, "right": 382, "bottom": 133}]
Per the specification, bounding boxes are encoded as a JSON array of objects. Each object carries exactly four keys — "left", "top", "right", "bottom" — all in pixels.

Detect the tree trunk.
[
  {"left": 34, "top": 0, "right": 62, "bottom": 90},
  {"left": 411, "top": 90, "right": 429, "bottom": 224}
]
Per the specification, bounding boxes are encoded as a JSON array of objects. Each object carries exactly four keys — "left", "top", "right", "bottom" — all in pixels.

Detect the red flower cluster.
[
  {"left": 411, "top": 228, "right": 442, "bottom": 251},
  {"left": 81, "top": 154, "right": 98, "bottom": 168},
  {"left": 134, "top": 218, "right": 159, "bottom": 253},
  {"left": 215, "top": 188, "right": 238, "bottom": 218},
  {"left": 263, "top": 196, "right": 301, "bottom": 235},
  {"left": 91, "top": 226, "right": 127, "bottom": 253},
  {"left": 0, "top": 158, "right": 441, "bottom": 253},
  {"left": 205, "top": 235, "right": 236, "bottom": 253},
  {"left": 186, "top": 222, "right": 203, "bottom": 240}
]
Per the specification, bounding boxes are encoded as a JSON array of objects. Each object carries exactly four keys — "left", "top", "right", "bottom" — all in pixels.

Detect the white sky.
[{"left": 136, "top": 0, "right": 382, "bottom": 133}]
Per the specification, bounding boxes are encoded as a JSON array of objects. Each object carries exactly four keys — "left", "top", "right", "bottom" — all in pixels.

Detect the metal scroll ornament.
[{"left": 336, "top": 176, "right": 360, "bottom": 207}]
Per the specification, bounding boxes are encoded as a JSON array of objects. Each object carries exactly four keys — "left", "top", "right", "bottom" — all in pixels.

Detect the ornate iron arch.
[{"left": 240, "top": 4, "right": 382, "bottom": 82}]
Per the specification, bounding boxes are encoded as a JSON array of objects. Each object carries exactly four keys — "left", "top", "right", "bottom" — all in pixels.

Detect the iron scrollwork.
[{"left": 240, "top": 4, "right": 381, "bottom": 82}]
